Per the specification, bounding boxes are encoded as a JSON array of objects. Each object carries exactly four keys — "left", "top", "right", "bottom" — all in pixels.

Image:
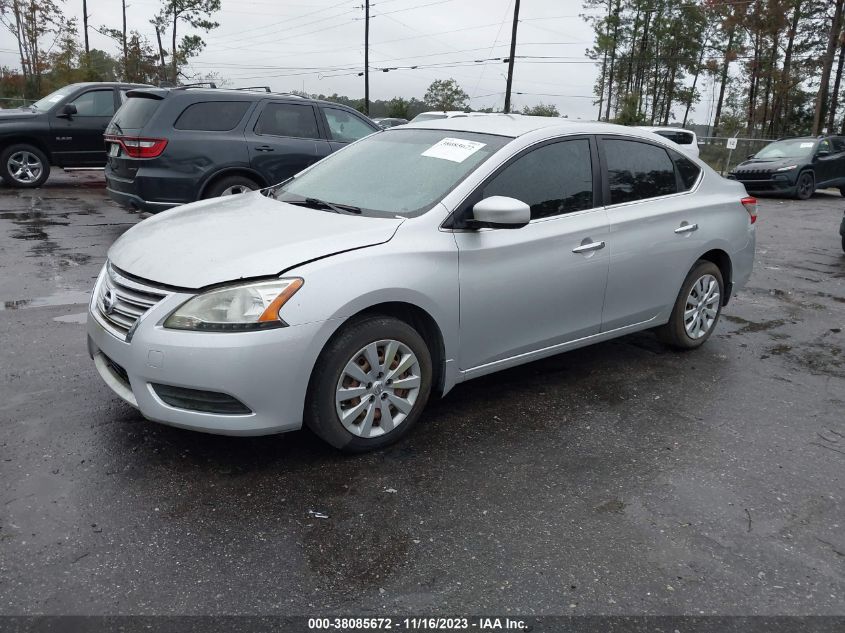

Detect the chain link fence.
[{"left": 697, "top": 136, "right": 774, "bottom": 175}]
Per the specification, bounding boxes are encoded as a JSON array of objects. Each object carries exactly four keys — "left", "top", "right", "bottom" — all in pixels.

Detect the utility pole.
[
  {"left": 82, "top": 0, "right": 90, "bottom": 55},
  {"left": 122, "top": 0, "right": 128, "bottom": 76},
  {"left": 364, "top": 0, "right": 370, "bottom": 115},
  {"left": 503, "top": 0, "right": 520, "bottom": 114}
]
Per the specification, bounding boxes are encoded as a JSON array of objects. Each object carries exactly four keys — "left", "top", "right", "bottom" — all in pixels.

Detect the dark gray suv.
[{"left": 104, "top": 87, "right": 380, "bottom": 213}]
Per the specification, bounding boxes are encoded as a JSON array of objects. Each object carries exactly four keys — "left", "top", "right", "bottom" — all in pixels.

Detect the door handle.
[
  {"left": 674, "top": 223, "right": 698, "bottom": 234},
  {"left": 254, "top": 145, "right": 275, "bottom": 152},
  {"left": 572, "top": 240, "right": 606, "bottom": 254}
]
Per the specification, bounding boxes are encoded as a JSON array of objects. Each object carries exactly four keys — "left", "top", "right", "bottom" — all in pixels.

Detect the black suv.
[
  {"left": 728, "top": 135, "right": 845, "bottom": 199},
  {"left": 104, "top": 87, "right": 381, "bottom": 212},
  {"left": 0, "top": 82, "right": 150, "bottom": 188}
]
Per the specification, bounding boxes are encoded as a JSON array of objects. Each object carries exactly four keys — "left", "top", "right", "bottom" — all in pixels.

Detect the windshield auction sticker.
[{"left": 422, "top": 138, "right": 486, "bottom": 163}]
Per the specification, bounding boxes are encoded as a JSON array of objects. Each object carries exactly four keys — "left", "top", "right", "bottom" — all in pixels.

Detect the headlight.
[
  {"left": 776, "top": 164, "right": 798, "bottom": 172},
  {"left": 164, "top": 278, "right": 303, "bottom": 331}
]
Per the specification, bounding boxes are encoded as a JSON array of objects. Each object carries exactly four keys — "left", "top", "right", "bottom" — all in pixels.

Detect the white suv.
[{"left": 639, "top": 126, "right": 699, "bottom": 158}]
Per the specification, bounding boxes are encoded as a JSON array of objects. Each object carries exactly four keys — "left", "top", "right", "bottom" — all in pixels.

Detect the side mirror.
[
  {"left": 817, "top": 149, "right": 830, "bottom": 157},
  {"left": 469, "top": 196, "right": 530, "bottom": 229},
  {"left": 57, "top": 103, "right": 77, "bottom": 118}
]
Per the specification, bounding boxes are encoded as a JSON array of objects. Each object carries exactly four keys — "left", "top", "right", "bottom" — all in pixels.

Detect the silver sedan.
[{"left": 87, "top": 116, "right": 756, "bottom": 451}]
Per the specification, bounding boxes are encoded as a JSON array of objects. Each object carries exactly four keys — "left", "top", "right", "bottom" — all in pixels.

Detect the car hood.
[
  {"left": 732, "top": 157, "right": 803, "bottom": 173},
  {"left": 108, "top": 192, "right": 404, "bottom": 289},
  {"left": 0, "top": 109, "right": 39, "bottom": 121}
]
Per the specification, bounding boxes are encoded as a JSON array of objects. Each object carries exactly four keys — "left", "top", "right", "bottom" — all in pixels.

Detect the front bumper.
[
  {"left": 87, "top": 285, "right": 332, "bottom": 436},
  {"left": 727, "top": 172, "right": 797, "bottom": 195}
]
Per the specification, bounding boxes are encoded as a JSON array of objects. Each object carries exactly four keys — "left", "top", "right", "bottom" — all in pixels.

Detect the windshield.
[
  {"left": 755, "top": 139, "right": 816, "bottom": 159},
  {"left": 274, "top": 129, "right": 509, "bottom": 217},
  {"left": 31, "top": 85, "right": 77, "bottom": 111},
  {"left": 411, "top": 113, "right": 448, "bottom": 122}
]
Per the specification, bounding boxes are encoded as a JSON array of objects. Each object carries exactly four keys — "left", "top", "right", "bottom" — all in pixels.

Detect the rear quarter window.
[
  {"left": 174, "top": 101, "right": 251, "bottom": 131},
  {"left": 669, "top": 149, "right": 702, "bottom": 190}
]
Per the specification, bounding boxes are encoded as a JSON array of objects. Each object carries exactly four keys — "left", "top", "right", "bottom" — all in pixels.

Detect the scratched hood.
[{"left": 108, "top": 192, "right": 404, "bottom": 289}]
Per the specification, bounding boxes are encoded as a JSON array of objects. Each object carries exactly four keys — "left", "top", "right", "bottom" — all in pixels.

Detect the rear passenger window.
[
  {"left": 323, "top": 107, "right": 376, "bottom": 143},
  {"left": 255, "top": 103, "right": 320, "bottom": 139},
  {"left": 69, "top": 90, "right": 115, "bottom": 116},
  {"left": 175, "top": 102, "right": 250, "bottom": 131},
  {"left": 483, "top": 139, "right": 593, "bottom": 220},
  {"left": 604, "top": 139, "right": 677, "bottom": 204}
]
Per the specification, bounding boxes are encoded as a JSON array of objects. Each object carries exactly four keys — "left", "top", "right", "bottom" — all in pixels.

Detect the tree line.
[
  {"left": 585, "top": 0, "right": 845, "bottom": 137},
  {"left": 0, "top": 0, "right": 220, "bottom": 102}
]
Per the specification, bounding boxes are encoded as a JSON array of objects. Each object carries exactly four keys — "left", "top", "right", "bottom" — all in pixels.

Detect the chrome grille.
[{"left": 95, "top": 264, "right": 169, "bottom": 340}]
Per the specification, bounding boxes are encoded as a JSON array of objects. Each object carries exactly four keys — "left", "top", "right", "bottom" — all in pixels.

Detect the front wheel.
[
  {"left": 305, "top": 316, "right": 433, "bottom": 452},
  {"left": 0, "top": 144, "right": 50, "bottom": 188},
  {"left": 656, "top": 261, "right": 724, "bottom": 350},
  {"left": 794, "top": 171, "right": 814, "bottom": 200}
]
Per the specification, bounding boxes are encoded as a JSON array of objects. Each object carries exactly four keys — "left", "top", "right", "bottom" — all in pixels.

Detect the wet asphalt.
[{"left": 0, "top": 172, "right": 843, "bottom": 616}]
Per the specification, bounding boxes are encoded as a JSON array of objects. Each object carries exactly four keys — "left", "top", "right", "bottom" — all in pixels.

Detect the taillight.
[
  {"left": 105, "top": 135, "right": 168, "bottom": 159},
  {"left": 741, "top": 196, "right": 757, "bottom": 224}
]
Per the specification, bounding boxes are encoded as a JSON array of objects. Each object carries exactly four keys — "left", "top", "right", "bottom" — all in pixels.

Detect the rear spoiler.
[{"left": 125, "top": 88, "right": 168, "bottom": 100}]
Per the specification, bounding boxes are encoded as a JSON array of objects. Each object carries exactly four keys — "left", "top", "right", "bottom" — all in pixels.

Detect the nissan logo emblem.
[{"left": 103, "top": 288, "right": 116, "bottom": 315}]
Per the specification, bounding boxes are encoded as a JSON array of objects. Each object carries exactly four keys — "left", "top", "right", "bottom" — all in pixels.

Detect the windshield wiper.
[{"left": 287, "top": 197, "right": 361, "bottom": 215}]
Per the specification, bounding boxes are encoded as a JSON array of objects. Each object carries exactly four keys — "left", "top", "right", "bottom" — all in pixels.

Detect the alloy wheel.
[
  {"left": 335, "top": 339, "right": 422, "bottom": 438},
  {"left": 220, "top": 184, "right": 253, "bottom": 195},
  {"left": 684, "top": 274, "right": 720, "bottom": 339},
  {"left": 797, "top": 173, "right": 813, "bottom": 199},
  {"left": 7, "top": 151, "right": 43, "bottom": 184}
]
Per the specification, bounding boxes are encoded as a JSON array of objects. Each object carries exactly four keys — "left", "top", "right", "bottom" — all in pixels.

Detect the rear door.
[
  {"left": 49, "top": 87, "right": 117, "bottom": 166},
  {"left": 245, "top": 101, "right": 331, "bottom": 185},
  {"left": 599, "top": 137, "right": 704, "bottom": 331},
  {"left": 320, "top": 105, "right": 380, "bottom": 152}
]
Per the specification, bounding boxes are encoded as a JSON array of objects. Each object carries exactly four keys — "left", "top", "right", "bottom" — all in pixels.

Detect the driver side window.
[
  {"left": 68, "top": 90, "right": 115, "bottom": 116},
  {"left": 482, "top": 139, "right": 594, "bottom": 220},
  {"left": 323, "top": 107, "right": 375, "bottom": 143}
]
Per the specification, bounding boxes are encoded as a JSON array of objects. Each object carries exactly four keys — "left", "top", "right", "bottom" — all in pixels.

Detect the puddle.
[
  {"left": 1, "top": 290, "right": 91, "bottom": 311},
  {"left": 53, "top": 312, "right": 88, "bottom": 324},
  {"left": 722, "top": 315, "right": 787, "bottom": 334}
]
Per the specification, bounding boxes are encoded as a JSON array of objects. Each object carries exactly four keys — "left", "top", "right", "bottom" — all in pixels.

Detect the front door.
[
  {"left": 814, "top": 138, "right": 845, "bottom": 187},
  {"left": 453, "top": 137, "right": 610, "bottom": 372},
  {"left": 49, "top": 88, "right": 117, "bottom": 166},
  {"left": 246, "top": 101, "right": 331, "bottom": 185}
]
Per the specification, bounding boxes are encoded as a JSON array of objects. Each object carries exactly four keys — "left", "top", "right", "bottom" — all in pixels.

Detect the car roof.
[
  {"left": 125, "top": 86, "right": 362, "bottom": 110},
  {"left": 639, "top": 126, "right": 694, "bottom": 133},
  {"left": 70, "top": 81, "right": 151, "bottom": 88},
  {"left": 404, "top": 114, "right": 667, "bottom": 140}
]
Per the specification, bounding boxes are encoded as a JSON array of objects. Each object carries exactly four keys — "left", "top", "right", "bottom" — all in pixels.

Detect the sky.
[{"left": 0, "top": 0, "right": 721, "bottom": 123}]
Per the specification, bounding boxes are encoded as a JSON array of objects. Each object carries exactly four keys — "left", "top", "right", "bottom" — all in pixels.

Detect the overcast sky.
[{"left": 1, "top": 0, "right": 720, "bottom": 123}]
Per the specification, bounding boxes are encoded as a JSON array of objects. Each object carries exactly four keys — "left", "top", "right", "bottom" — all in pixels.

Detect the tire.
[
  {"left": 203, "top": 174, "right": 260, "bottom": 198},
  {"left": 656, "top": 260, "right": 724, "bottom": 350},
  {"left": 305, "top": 315, "right": 433, "bottom": 452},
  {"left": 0, "top": 143, "right": 50, "bottom": 188},
  {"left": 794, "top": 171, "right": 814, "bottom": 200}
]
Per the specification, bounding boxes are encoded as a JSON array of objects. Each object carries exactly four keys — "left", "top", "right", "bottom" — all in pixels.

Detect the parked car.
[
  {"left": 638, "top": 126, "right": 699, "bottom": 158},
  {"left": 104, "top": 87, "right": 381, "bottom": 212},
  {"left": 88, "top": 116, "right": 755, "bottom": 452},
  {"left": 373, "top": 117, "right": 408, "bottom": 128},
  {"left": 0, "top": 82, "right": 150, "bottom": 188},
  {"left": 728, "top": 136, "right": 845, "bottom": 200},
  {"left": 410, "top": 111, "right": 493, "bottom": 123}
]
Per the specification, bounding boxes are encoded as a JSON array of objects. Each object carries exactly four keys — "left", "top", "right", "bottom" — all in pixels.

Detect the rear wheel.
[
  {"left": 795, "top": 171, "right": 814, "bottom": 200},
  {"left": 0, "top": 144, "right": 50, "bottom": 188},
  {"left": 305, "top": 316, "right": 432, "bottom": 452},
  {"left": 203, "top": 174, "right": 260, "bottom": 198},
  {"left": 656, "top": 260, "right": 724, "bottom": 350}
]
